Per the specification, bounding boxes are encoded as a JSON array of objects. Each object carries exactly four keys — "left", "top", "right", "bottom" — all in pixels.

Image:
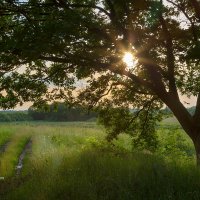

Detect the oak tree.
[{"left": 1, "top": 0, "right": 200, "bottom": 163}]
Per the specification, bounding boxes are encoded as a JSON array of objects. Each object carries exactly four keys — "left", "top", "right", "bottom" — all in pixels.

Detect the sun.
[{"left": 123, "top": 52, "right": 136, "bottom": 68}]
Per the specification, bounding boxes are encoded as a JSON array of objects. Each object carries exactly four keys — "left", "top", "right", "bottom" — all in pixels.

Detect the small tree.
[{"left": 1, "top": 0, "right": 200, "bottom": 163}]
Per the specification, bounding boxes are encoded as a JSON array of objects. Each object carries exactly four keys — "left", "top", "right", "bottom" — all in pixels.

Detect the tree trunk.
[
  {"left": 192, "top": 135, "right": 200, "bottom": 166},
  {"left": 163, "top": 94, "right": 194, "bottom": 138},
  {"left": 161, "top": 94, "right": 200, "bottom": 166}
]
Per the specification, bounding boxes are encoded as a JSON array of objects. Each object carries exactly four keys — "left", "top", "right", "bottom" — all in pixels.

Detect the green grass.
[
  {"left": 161, "top": 116, "right": 180, "bottom": 125},
  {"left": 3, "top": 149, "right": 200, "bottom": 200},
  {"left": 0, "top": 121, "right": 199, "bottom": 200},
  {"left": 0, "top": 127, "right": 14, "bottom": 147},
  {"left": 0, "top": 133, "right": 30, "bottom": 178}
]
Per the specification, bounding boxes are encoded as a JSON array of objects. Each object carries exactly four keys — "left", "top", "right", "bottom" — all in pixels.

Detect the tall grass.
[
  {"left": 0, "top": 127, "right": 14, "bottom": 147},
  {"left": 4, "top": 148, "right": 200, "bottom": 200},
  {"left": 0, "top": 122, "right": 199, "bottom": 200}
]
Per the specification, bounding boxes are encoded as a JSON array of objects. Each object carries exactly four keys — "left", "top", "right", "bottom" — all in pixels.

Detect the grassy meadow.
[{"left": 0, "top": 120, "right": 200, "bottom": 200}]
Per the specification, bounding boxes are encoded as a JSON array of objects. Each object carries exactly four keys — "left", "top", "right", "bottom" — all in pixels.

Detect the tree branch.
[
  {"left": 159, "top": 14, "right": 177, "bottom": 95},
  {"left": 189, "top": 0, "right": 200, "bottom": 21},
  {"left": 194, "top": 93, "right": 200, "bottom": 124},
  {"left": 166, "top": 0, "right": 198, "bottom": 42},
  {"left": 68, "top": 3, "right": 111, "bottom": 18}
]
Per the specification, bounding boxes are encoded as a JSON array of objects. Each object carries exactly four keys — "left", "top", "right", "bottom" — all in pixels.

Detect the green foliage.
[
  {"left": 98, "top": 104, "right": 162, "bottom": 152},
  {"left": 157, "top": 128, "right": 195, "bottom": 159},
  {"left": 0, "top": 0, "right": 199, "bottom": 105},
  {"left": 186, "top": 42, "right": 200, "bottom": 60},
  {"left": 146, "top": 0, "right": 163, "bottom": 27}
]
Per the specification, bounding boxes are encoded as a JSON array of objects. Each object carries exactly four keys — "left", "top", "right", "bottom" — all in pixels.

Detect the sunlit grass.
[{"left": 0, "top": 121, "right": 199, "bottom": 200}]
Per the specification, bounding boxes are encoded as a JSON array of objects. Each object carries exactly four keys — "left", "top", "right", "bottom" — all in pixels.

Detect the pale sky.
[{"left": 180, "top": 95, "right": 197, "bottom": 107}]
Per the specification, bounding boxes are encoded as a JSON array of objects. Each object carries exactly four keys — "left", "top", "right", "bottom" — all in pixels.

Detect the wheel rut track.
[{"left": 16, "top": 139, "right": 32, "bottom": 176}]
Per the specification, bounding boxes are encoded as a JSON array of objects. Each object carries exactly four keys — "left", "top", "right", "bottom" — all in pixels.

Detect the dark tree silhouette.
[{"left": 1, "top": 0, "right": 200, "bottom": 163}]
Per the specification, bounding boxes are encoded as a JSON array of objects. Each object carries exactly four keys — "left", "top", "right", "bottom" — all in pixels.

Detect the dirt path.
[{"left": 16, "top": 139, "right": 32, "bottom": 176}]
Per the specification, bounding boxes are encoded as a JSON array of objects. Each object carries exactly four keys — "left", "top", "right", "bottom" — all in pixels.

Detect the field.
[{"left": 0, "top": 121, "right": 200, "bottom": 200}]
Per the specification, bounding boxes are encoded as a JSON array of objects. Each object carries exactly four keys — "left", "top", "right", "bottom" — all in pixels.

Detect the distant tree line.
[
  {"left": 0, "top": 111, "right": 31, "bottom": 122},
  {"left": 161, "top": 106, "right": 196, "bottom": 116},
  {"left": 0, "top": 105, "right": 196, "bottom": 122},
  {"left": 0, "top": 103, "right": 97, "bottom": 122},
  {"left": 28, "top": 103, "right": 97, "bottom": 121}
]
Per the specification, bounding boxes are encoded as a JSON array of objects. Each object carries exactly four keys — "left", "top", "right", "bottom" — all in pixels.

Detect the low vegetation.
[{"left": 0, "top": 121, "right": 199, "bottom": 199}]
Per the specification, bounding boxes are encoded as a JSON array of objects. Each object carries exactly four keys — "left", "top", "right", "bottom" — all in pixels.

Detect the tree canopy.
[{"left": 1, "top": 0, "right": 200, "bottom": 161}]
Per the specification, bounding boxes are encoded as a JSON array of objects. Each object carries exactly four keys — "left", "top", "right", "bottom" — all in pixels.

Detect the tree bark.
[
  {"left": 192, "top": 134, "right": 200, "bottom": 166},
  {"left": 161, "top": 93, "right": 194, "bottom": 137}
]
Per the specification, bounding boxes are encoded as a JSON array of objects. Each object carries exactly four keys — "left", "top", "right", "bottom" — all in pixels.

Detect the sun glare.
[{"left": 123, "top": 52, "right": 135, "bottom": 68}]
